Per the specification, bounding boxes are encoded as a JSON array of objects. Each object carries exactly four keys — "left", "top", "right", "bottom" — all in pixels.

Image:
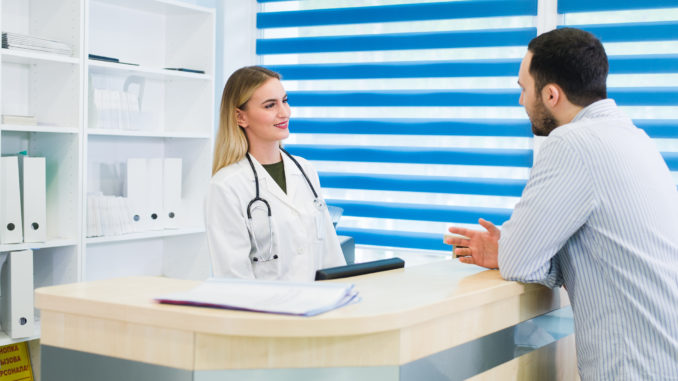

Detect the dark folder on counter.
[{"left": 315, "top": 257, "right": 405, "bottom": 280}]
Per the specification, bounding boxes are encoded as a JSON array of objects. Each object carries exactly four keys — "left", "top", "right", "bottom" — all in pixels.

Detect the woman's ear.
[{"left": 236, "top": 108, "right": 248, "bottom": 128}]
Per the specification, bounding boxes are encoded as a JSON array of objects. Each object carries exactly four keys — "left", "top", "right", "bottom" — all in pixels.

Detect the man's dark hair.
[{"left": 528, "top": 28, "right": 608, "bottom": 107}]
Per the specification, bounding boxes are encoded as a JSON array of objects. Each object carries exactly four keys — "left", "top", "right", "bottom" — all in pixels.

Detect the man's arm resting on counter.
[
  {"left": 498, "top": 137, "right": 595, "bottom": 288},
  {"left": 447, "top": 137, "right": 594, "bottom": 288}
]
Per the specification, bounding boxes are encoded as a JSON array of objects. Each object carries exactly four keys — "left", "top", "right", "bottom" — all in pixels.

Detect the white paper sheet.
[{"left": 155, "top": 278, "right": 360, "bottom": 316}]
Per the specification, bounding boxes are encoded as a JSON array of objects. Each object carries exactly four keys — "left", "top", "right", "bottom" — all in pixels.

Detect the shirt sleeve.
[
  {"left": 205, "top": 179, "right": 255, "bottom": 279},
  {"left": 498, "top": 135, "right": 596, "bottom": 288}
]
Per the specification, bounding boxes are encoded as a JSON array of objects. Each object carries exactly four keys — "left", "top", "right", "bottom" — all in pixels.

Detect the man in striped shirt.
[{"left": 445, "top": 28, "right": 678, "bottom": 380}]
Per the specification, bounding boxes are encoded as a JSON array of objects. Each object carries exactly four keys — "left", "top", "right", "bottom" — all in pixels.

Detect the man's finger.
[
  {"left": 444, "top": 236, "right": 469, "bottom": 246},
  {"left": 478, "top": 218, "right": 500, "bottom": 235},
  {"left": 454, "top": 247, "right": 472, "bottom": 257},
  {"left": 448, "top": 226, "right": 475, "bottom": 237},
  {"left": 458, "top": 256, "right": 474, "bottom": 264}
]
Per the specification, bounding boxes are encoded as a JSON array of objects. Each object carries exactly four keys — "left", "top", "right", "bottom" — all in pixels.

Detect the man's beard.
[{"left": 529, "top": 97, "right": 559, "bottom": 136}]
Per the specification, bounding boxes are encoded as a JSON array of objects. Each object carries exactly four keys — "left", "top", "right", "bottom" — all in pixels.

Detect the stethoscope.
[{"left": 245, "top": 147, "right": 324, "bottom": 263}]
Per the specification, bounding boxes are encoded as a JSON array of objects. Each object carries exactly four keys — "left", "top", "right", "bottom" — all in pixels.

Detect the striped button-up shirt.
[{"left": 498, "top": 99, "right": 678, "bottom": 380}]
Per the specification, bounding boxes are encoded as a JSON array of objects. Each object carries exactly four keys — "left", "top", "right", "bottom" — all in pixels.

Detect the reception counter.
[{"left": 35, "top": 260, "right": 577, "bottom": 380}]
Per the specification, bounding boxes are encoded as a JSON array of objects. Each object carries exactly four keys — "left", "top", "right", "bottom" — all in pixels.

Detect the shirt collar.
[{"left": 570, "top": 98, "right": 624, "bottom": 124}]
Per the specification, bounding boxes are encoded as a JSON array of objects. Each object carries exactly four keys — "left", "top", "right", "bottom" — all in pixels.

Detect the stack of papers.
[
  {"left": 92, "top": 88, "right": 142, "bottom": 130},
  {"left": 156, "top": 278, "right": 360, "bottom": 316},
  {"left": 2, "top": 32, "right": 73, "bottom": 56},
  {"left": 2, "top": 114, "right": 37, "bottom": 126},
  {"left": 86, "top": 194, "right": 136, "bottom": 238}
]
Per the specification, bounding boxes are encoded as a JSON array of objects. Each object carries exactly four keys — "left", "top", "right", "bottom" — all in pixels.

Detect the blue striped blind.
[
  {"left": 558, "top": 1, "right": 678, "bottom": 178},
  {"left": 257, "top": 1, "right": 678, "bottom": 254},
  {"left": 256, "top": 1, "right": 536, "bottom": 253}
]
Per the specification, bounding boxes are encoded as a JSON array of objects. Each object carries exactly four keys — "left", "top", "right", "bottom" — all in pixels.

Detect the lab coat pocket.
[
  {"left": 314, "top": 210, "right": 326, "bottom": 241},
  {"left": 310, "top": 239, "right": 325, "bottom": 271},
  {"left": 251, "top": 255, "right": 281, "bottom": 279}
]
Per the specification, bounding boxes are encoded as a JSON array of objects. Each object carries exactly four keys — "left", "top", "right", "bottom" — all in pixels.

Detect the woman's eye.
[
  {"left": 282, "top": 98, "right": 288, "bottom": 104},
  {"left": 265, "top": 103, "right": 275, "bottom": 109}
]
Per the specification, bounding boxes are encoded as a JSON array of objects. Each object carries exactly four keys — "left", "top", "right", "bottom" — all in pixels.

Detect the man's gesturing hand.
[{"left": 444, "top": 218, "right": 500, "bottom": 269}]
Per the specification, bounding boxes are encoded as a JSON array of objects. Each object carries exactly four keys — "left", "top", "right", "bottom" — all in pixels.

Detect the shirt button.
[{"left": 297, "top": 248, "right": 304, "bottom": 255}]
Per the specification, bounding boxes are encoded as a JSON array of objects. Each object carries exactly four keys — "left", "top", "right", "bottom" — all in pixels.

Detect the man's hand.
[{"left": 444, "top": 218, "right": 500, "bottom": 269}]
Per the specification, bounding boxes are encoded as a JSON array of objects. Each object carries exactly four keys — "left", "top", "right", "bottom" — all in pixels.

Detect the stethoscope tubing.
[{"left": 244, "top": 148, "right": 321, "bottom": 262}]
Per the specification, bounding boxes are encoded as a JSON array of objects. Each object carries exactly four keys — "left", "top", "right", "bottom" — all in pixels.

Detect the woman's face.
[{"left": 237, "top": 78, "right": 291, "bottom": 148}]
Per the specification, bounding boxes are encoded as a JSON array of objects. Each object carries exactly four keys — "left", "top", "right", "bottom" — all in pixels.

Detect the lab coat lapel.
[
  {"left": 282, "top": 152, "right": 302, "bottom": 207},
  {"left": 250, "top": 155, "right": 302, "bottom": 214}
]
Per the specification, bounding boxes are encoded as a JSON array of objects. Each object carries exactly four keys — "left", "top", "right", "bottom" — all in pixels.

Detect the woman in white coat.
[{"left": 206, "top": 66, "right": 346, "bottom": 281}]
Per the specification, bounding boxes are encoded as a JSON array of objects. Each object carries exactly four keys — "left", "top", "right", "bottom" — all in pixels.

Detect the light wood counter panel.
[
  {"left": 36, "top": 260, "right": 570, "bottom": 371},
  {"left": 40, "top": 310, "right": 195, "bottom": 370}
]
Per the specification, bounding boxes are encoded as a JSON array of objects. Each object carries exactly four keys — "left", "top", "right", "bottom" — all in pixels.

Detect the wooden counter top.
[{"left": 35, "top": 260, "right": 567, "bottom": 339}]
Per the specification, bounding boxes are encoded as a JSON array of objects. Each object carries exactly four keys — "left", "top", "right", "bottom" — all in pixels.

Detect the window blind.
[
  {"left": 256, "top": 0, "right": 536, "bottom": 253},
  {"left": 558, "top": 0, "right": 678, "bottom": 181}
]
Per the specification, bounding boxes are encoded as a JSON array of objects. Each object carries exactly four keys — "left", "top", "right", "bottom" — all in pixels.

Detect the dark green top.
[{"left": 262, "top": 160, "right": 287, "bottom": 194}]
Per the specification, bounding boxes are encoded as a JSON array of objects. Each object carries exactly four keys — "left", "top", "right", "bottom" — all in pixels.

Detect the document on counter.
[{"left": 155, "top": 278, "right": 360, "bottom": 316}]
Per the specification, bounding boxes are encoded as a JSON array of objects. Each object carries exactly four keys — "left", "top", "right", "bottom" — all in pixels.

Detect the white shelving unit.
[
  {"left": 0, "top": 0, "right": 84, "bottom": 352},
  {"left": 84, "top": 0, "right": 214, "bottom": 279},
  {"left": 0, "top": 0, "right": 215, "bottom": 348}
]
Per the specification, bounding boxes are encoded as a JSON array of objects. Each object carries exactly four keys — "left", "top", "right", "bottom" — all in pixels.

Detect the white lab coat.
[{"left": 205, "top": 153, "right": 346, "bottom": 281}]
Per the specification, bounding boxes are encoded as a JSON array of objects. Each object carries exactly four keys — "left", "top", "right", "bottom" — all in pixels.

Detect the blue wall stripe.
[
  {"left": 634, "top": 119, "right": 678, "bottom": 139},
  {"left": 609, "top": 55, "right": 678, "bottom": 74},
  {"left": 288, "top": 89, "right": 520, "bottom": 107},
  {"left": 256, "top": 28, "right": 537, "bottom": 54},
  {"left": 287, "top": 88, "right": 678, "bottom": 107},
  {"left": 319, "top": 172, "right": 527, "bottom": 197},
  {"left": 268, "top": 55, "right": 678, "bottom": 80},
  {"left": 290, "top": 118, "right": 678, "bottom": 139},
  {"left": 257, "top": 1, "right": 537, "bottom": 28},
  {"left": 663, "top": 152, "right": 678, "bottom": 171},
  {"left": 269, "top": 59, "right": 521, "bottom": 80},
  {"left": 567, "top": 21, "right": 678, "bottom": 43},
  {"left": 326, "top": 199, "right": 513, "bottom": 224},
  {"left": 289, "top": 118, "right": 532, "bottom": 137},
  {"left": 336, "top": 226, "right": 449, "bottom": 251},
  {"left": 286, "top": 145, "right": 533, "bottom": 167},
  {"left": 608, "top": 88, "right": 678, "bottom": 106},
  {"left": 559, "top": 0, "right": 678, "bottom": 13}
]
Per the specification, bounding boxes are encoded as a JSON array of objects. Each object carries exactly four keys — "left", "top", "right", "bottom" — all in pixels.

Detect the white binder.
[
  {"left": 19, "top": 156, "right": 47, "bottom": 242},
  {"left": 147, "top": 158, "right": 164, "bottom": 230},
  {"left": 163, "top": 158, "right": 182, "bottom": 229},
  {"left": 0, "top": 156, "right": 24, "bottom": 244},
  {"left": 1, "top": 250, "right": 34, "bottom": 338},
  {"left": 126, "top": 158, "right": 149, "bottom": 232}
]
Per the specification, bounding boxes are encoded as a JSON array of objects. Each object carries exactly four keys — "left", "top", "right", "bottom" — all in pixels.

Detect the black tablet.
[{"left": 315, "top": 257, "right": 405, "bottom": 280}]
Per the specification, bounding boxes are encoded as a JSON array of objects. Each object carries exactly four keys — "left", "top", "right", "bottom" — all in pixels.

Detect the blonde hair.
[{"left": 212, "top": 66, "right": 281, "bottom": 175}]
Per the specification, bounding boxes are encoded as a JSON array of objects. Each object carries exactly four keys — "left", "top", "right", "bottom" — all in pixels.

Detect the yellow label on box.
[{"left": 0, "top": 342, "right": 33, "bottom": 381}]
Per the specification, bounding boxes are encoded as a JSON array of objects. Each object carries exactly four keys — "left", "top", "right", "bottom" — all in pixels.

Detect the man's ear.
[
  {"left": 236, "top": 109, "right": 248, "bottom": 128},
  {"left": 541, "top": 84, "right": 561, "bottom": 109}
]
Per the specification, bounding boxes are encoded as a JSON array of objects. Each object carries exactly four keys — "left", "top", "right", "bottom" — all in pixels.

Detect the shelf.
[
  {"left": 0, "top": 321, "right": 40, "bottom": 346},
  {"left": 1, "top": 48, "right": 79, "bottom": 65},
  {"left": 1, "top": 124, "right": 80, "bottom": 134},
  {"left": 88, "top": 60, "right": 211, "bottom": 81},
  {"left": 0, "top": 239, "right": 79, "bottom": 253},
  {"left": 86, "top": 227, "right": 205, "bottom": 245},
  {"left": 87, "top": 128, "right": 211, "bottom": 139},
  {"left": 91, "top": 0, "right": 213, "bottom": 16}
]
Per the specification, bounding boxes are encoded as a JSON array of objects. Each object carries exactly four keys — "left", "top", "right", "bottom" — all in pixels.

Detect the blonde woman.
[{"left": 206, "top": 66, "right": 345, "bottom": 281}]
